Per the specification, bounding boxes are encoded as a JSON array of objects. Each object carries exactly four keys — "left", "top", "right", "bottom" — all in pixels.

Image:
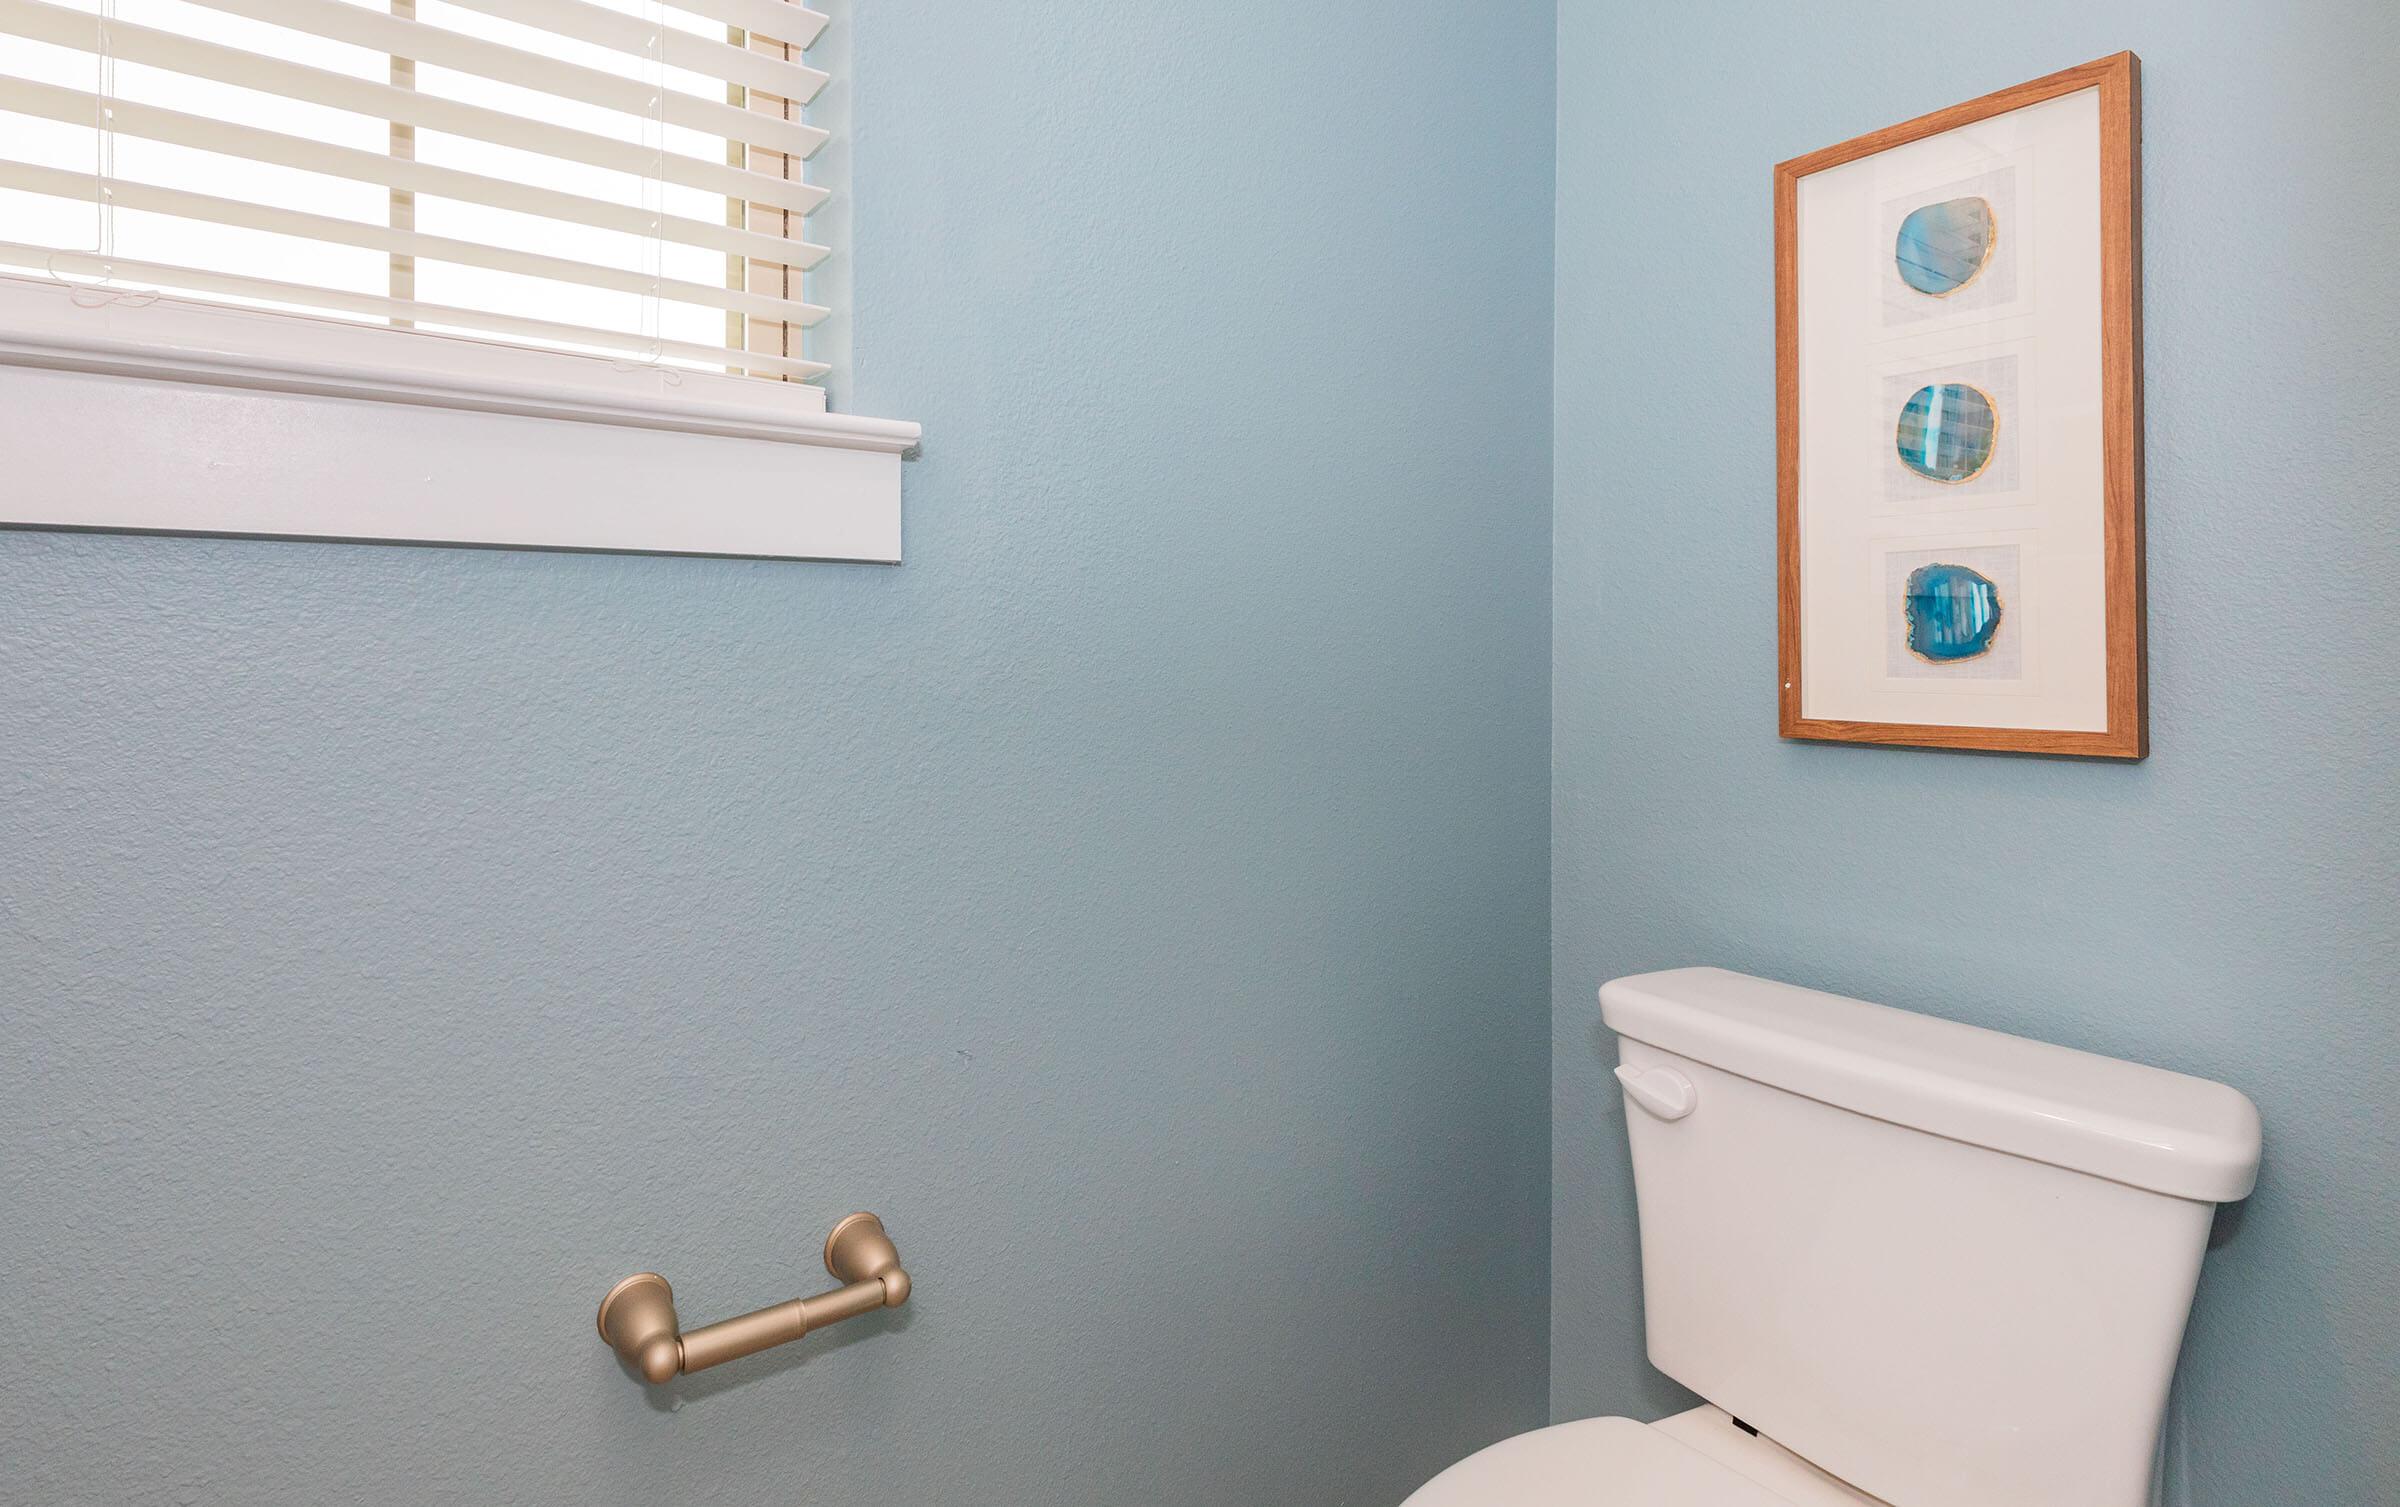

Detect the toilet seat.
[{"left": 1402, "top": 1416, "right": 1798, "bottom": 1506}]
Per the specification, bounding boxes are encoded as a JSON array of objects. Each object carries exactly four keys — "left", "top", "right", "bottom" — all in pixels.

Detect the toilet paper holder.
[{"left": 597, "top": 1212, "right": 912, "bottom": 1383}]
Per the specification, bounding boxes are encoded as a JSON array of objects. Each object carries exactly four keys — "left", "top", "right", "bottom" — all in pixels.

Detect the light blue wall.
[
  {"left": 0, "top": 4, "right": 1556, "bottom": 1502},
  {"left": 1553, "top": 5, "right": 2398, "bottom": 1505}
]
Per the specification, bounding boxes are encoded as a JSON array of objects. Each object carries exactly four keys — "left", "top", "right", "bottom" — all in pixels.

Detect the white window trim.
[{"left": 0, "top": 274, "right": 918, "bottom": 561}]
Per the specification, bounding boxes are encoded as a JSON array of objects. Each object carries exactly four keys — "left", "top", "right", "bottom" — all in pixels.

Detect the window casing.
[{"left": 0, "top": 0, "right": 912, "bottom": 558}]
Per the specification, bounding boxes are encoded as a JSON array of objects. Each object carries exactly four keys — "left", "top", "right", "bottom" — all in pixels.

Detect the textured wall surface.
[
  {"left": 0, "top": 4, "right": 1556, "bottom": 1502},
  {"left": 1553, "top": 4, "right": 2398, "bottom": 1504}
]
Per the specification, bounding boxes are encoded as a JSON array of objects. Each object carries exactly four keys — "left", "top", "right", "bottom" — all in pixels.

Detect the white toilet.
[{"left": 1408, "top": 967, "right": 2262, "bottom": 1507}]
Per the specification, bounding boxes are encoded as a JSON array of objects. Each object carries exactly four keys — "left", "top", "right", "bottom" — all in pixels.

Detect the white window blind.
[{"left": 0, "top": 0, "right": 834, "bottom": 384}]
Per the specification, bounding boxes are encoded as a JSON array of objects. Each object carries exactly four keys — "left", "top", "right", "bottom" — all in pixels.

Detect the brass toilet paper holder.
[{"left": 598, "top": 1212, "right": 912, "bottom": 1383}]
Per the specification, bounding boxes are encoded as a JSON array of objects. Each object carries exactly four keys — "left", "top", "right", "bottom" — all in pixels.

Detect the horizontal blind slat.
[
  {"left": 178, "top": 0, "right": 825, "bottom": 159},
  {"left": 662, "top": 0, "right": 822, "bottom": 50},
  {"left": 0, "top": 242, "right": 829, "bottom": 377},
  {"left": 437, "top": 0, "right": 825, "bottom": 102},
  {"left": 0, "top": 0, "right": 829, "bottom": 215},
  {"left": 0, "top": 75, "right": 825, "bottom": 269},
  {"left": 1, "top": 160, "right": 829, "bottom": 324}
]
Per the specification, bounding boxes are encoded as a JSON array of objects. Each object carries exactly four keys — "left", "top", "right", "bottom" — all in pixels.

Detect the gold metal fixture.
[{"left": 598, "top": 1212, "right": 911, "bottom": 1383}]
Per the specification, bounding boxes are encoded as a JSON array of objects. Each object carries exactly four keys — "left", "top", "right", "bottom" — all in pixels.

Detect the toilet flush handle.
[{"left": 1614, "top": 1063, "right": 1696, "bottom": 1121}]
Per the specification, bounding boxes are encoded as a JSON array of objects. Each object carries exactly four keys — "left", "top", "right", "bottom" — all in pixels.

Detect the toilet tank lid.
[{"left": 1600, "top": 968, "right": 2261, "bottom": 1202}]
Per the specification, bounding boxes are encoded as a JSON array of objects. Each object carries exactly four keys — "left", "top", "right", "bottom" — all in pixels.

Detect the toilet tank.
[{"left": 1601, "top": 969, "right": 2260, "bottom": 1507}]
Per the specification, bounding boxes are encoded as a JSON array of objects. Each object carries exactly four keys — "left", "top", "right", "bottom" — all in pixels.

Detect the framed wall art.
[{"left": 1776, "top": 53, "right": 2145, "bottom": 758}]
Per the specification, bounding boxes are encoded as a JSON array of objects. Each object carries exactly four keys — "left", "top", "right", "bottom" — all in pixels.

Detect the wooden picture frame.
[{"left": 1776, "top": 53, "right": 2145, "bottom": 758}]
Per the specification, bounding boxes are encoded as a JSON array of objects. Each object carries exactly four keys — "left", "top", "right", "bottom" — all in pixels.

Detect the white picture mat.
[{"left": 1796, "top": 86, "right": 2107, "bottom": 732}]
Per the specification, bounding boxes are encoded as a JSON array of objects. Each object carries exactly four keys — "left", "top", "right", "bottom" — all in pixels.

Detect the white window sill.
[{"left": 0, "top": 274, "right": 918, "bottom": 561}]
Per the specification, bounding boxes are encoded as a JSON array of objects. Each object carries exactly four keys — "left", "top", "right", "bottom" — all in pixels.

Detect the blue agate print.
[
  {"left": 1894, "top": 196, "right": 1995, "bottom": 295},
  {"left": 1903, "top": 562, "right": 2003, "bottom": 663},
  {"left": 1896, "top": 382, "right": 1998, "bottom": 483}
]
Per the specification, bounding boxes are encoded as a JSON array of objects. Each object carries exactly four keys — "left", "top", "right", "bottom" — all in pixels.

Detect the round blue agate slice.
[
  {"left": 1895, "top": 196, "right": 1995, "bottom": 296},
  {"left": 1895, "top": 382, "right": 1997, "bottom": 483},
  {"left": 1903, "top": 562, "right": 2003, "bottom": 663}
]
